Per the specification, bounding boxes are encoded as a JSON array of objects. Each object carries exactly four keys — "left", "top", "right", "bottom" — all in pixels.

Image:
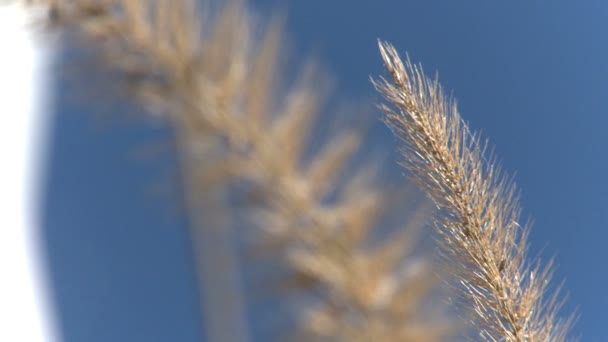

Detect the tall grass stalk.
[
  {"left": 35, "top": 1, "right": 450, "bottom": 341},
  {"left": 373, "top": 41, "right": 573, "bottom": 341}
]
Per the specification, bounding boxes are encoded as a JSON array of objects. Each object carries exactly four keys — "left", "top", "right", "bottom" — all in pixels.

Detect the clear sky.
[{"left": 44, "top": 0, "right": 608, "bottom": 340}]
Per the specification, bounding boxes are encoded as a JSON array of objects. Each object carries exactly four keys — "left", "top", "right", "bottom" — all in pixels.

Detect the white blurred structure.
[{"left": 0, "top": 2, "right": 58, "bottom": 341}]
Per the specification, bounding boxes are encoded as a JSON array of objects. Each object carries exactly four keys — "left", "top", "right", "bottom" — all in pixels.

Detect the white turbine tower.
[{"left": 0, "top": 2, "right": 57, "bottom": 341}]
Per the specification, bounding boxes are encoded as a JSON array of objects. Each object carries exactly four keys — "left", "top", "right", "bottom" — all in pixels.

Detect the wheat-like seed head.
[
  {"left": 373, "top": 40, "right": 574, "bottom": 341},
  {"left": 36, "top": 1, "right": 453, "bottom": 340}
]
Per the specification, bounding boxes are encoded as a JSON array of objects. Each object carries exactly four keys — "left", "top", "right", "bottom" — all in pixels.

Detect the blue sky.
[{"left": 44, "top": 0, "right": 607, "bottom": 340}]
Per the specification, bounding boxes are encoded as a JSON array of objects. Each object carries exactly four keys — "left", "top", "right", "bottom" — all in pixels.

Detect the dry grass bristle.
[
  {"left": 373, "top": 40, "right": 574, "bottom": 341},
  {"left": 34, "top": 1, "right": 454, "bottom": 340}
]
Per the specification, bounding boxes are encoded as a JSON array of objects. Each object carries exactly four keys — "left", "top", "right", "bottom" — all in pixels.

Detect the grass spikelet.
[
  {"left": 36, "top": 1, "right": 453, "bottom": 340},
  {"left": 373, "top": 40, "right": 573, "bottom": 341}
]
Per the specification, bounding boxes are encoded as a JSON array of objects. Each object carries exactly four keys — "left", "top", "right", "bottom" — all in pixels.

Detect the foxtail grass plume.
[
  {"left": 373, "top": 40, "right": 573, "bottom": 341},
  {"left": 34, "top": 1, "right": 452, "bottom": 340}
]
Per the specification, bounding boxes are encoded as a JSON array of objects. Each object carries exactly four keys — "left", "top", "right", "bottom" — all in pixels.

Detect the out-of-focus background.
[{"left": 39, "top": 0, "right": 607, "bottom": 340}]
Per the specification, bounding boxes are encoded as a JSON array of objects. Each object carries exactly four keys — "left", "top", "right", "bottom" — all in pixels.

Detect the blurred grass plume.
[{"left": 33, "top": 0, "right": 453, "bottom": 341}]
